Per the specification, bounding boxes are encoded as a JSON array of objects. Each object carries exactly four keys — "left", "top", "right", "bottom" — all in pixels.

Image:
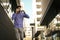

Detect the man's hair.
[
  {"left": 15, "top": 6, "right": 21, "bottom": 13},
  {"left": 16, "top": 6, "right": 21, "bottom": 9}
]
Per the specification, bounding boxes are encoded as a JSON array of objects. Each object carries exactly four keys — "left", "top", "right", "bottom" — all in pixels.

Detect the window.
[
  {"left": 36, "top": 5, "right": 41, "bottom": 8},
  {"left": 56, "top": 23, "right": 60, "bottom": 26},
  {"left": 37, "top": 11, "right": 42, "bottom": 15},
  {"left": 37, "top": 24, "right": 40, "bottom": 27},
  {"left": 37, "top": 17, "right": 41, "bottom": 21},
  {"left": 56, "top": 17, "right": 60, "bottom": 21},
  {"left": 37, "top": 21, "right": 40, "bottom": 27}
]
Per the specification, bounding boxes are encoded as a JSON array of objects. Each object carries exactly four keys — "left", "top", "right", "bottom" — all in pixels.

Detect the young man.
[{"left": 12, "top": 6, "right": 29, "bottom": 40}]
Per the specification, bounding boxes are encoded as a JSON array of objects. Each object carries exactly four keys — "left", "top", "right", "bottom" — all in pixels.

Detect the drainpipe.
[{"left": 30, "top": 23, "right": 35, "bottom": 40}]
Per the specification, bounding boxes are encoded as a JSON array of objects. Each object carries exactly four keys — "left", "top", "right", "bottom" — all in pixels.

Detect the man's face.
[{"left": 16, "top": 7, "right": 21, "bottom": 13}]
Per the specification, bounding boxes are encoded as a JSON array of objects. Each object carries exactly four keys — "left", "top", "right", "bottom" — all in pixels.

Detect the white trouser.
[{"left": 14, "top": 28, "right": 23, "bottom": 40}]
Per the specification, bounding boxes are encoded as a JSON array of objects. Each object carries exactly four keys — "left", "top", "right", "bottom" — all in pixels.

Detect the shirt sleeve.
[
  {"left": 12, "top": 13, "right": 16, "bottom": 20},
  {"left": 23, "top": 11, "right": 29, "bottom": 18}
]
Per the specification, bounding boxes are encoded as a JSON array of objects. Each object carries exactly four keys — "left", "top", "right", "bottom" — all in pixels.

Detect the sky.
[
  {"left": 21, "top": 0, "right": 32, "bottom": 15},
  {"left": 21, "top": 0, "right": 33, "bottom": 35},
  {"left": 21, "top": 0, "right": 34, "bottom": 23}
]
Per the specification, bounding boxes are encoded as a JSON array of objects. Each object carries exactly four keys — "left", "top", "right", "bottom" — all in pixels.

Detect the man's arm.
[
  {"left": 24, "top": 13, "right": 29, "bottom": 18},
  {"left": 12, "top": 13, "right": 16, "bottom": 20},
  {"left": 22, "top": 10, "right": 29, "bottom": 18}
]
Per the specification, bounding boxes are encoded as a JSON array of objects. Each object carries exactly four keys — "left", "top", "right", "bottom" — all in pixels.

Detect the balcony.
[{"left": 44, "top": 26, "right": 60, "bottom": 37}]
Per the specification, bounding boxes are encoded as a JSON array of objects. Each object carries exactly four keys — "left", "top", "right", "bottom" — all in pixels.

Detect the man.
[{"left": 12, "top": 6, "right": 29, "bottom": 40}]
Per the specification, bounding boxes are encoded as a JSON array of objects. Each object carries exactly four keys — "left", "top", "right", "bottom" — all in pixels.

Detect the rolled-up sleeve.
[
  {"left": 24, "top": 13, "right": 29, "bottom": 18},
  {"left": 23, "top": 12, "right": 29, "bottom": 18}
]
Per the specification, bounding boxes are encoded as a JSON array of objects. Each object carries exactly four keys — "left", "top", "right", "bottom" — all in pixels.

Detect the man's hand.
[{"left": 21, "top": 10, "right": 25, "bottom": 14}]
